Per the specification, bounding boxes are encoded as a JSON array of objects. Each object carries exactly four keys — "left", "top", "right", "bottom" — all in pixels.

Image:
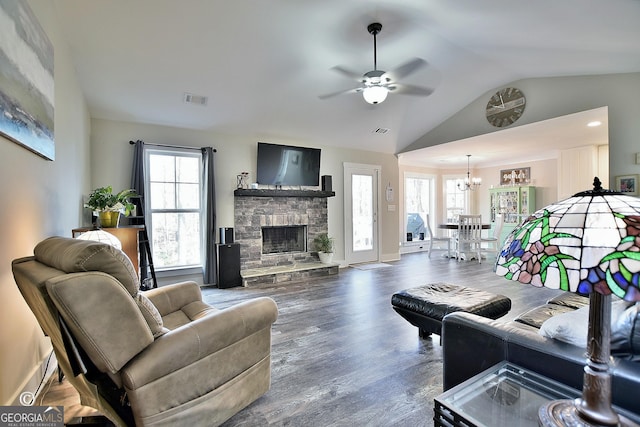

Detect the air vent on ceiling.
[
  {"left": 373, "top": 127, "right": 390, "bottom": 134},
  {"left": 183, "top": 92, "right": 208, "bottom": 106}
]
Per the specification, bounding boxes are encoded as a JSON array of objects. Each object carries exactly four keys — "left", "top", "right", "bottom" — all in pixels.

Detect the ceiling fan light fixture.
[{"left": 363, "top": 86, "right": 388, "bottom": 104}]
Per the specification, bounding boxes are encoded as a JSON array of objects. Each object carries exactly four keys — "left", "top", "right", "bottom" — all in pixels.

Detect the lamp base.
[{"left": 538, "top": 399, "right": 637, "bottom": 427}]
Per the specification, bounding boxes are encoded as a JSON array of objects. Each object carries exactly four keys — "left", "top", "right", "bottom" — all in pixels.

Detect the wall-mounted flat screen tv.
[{"left": 256, "top": 142, "right": 321, "bottom": 186}]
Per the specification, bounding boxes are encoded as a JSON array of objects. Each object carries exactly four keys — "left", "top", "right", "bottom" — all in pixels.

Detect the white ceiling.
[{"left": 52, "top": 0, "right": 640, "bottom": 160}]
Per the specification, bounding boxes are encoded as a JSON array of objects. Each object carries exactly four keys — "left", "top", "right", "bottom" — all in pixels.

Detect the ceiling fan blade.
[
  {"left": 387, "top": 83, "right": 434, "bottom": 97},
  {"left": 318, "top": 86, "right": 362, "bottom": 100},
  {"left": 330, "top": 65, "right": 365, "bottom": 81},
  {"left": 384, "top": 57, "right": 428, "bottom": 81}
]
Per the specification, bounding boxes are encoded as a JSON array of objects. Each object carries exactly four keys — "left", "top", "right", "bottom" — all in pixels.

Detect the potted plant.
[
  {"left": 85, "top": 186, "right": 137, "bottom": 227},
  {"left": 313, "top": 233, "right": 334, "bottom": 264}
]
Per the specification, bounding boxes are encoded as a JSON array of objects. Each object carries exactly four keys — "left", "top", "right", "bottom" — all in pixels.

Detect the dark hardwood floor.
[{"left": 40, "top": 252, "right": 559, "bottom": 426}]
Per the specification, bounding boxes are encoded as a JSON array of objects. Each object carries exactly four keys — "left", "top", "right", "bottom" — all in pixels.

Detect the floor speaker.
[
  {"left": 219, "top": 227, "right": 234, "bottom": 244},
  {"left": 216, "top": 243, "right": 241, "bottom": 288},
  {"left": 322, "top": 175, "right": 332, "bottom": 192}
]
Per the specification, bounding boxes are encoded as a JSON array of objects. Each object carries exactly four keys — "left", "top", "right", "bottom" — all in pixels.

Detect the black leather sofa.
[{"left": 441, "top": 293, "right": 640, "bottom": 415}]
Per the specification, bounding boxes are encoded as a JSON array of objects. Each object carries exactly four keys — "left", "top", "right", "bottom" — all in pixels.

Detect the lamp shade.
[
  {"left": 76, "top": 229, "right": 122, "bottom": 250},
  {"left": 496, "top": 181, "right": 640, "bottom": 302},
  {"left": 362, "top": 86, "right": 388, "bottom": 104}
]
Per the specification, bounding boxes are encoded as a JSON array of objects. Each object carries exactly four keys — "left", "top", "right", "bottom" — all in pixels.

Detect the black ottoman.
[{"left": 391, "top": 282, "right": 511, "bottom": 338}]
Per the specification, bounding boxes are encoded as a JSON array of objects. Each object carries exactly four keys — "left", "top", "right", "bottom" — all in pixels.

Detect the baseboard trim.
[{"left": 8, "top": 347, "right": 58, "bottom": 406}]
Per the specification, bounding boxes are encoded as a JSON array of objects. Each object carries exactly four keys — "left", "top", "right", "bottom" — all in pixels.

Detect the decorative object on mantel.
[
  {"left": 84, "top": 186, "right": 137, "bottom": 228},
  {"left": 457, "top": 155, "right": 481, "bottom": 191},
  {"left": 236, "top": 172, "right": 249, "bottom": 189},
  {"left": 495, "top": 177, "right": 640, "bottom": 427},
  {"left": 500, "top": 167, "right": 530, "bottom": 186},
  {"left": 313, "top": 233, "right": 334, "bottom": 264}
]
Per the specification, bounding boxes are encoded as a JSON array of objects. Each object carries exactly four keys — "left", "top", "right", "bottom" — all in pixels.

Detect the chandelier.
[{"left": 458, "top": 155, "right": 481, "bottom": 191}]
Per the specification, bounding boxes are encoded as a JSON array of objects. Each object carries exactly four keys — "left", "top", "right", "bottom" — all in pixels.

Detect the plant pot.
[
  {"left": 99, "top": 211, "right": 120, "bottom": 228},
  {"left": 318, "top": 251, "right": 333, "bottom": 264}
]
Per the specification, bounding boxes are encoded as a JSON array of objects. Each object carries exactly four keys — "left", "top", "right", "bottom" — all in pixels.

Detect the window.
[
  {"left": 444, "top": 175, "right": 467, "bottom": 222},
  {"left": 145, "top": 149, "right": 203, "bottom": 269},
  {"left": 404, "top": 173, "right": 435, "bottom": 242}
]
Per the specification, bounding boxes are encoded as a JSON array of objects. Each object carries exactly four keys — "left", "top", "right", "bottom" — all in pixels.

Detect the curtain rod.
[{"left": 129, "top": 140, "right": 216, "bottom": 152}]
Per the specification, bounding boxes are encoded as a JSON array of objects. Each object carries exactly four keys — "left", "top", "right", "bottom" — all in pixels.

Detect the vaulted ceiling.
[{"left": 53, "top": 0, "right": 640, "bottom": 161}]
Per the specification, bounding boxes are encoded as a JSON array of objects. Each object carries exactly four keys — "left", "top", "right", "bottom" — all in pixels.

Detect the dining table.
[
  {"left": 438, "top": 223, "right": 491, "bottom": 231},
  {"left": 438, "top": 222, "right": 491, "bottom": 260}
]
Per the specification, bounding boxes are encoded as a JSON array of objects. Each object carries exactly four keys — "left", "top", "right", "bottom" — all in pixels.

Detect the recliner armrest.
[
  {"left": 143, "top": 281, "right": 203, "bottom": 316},
  {"left": 120, "top": 296, "right": 278, "bottom": 389}
]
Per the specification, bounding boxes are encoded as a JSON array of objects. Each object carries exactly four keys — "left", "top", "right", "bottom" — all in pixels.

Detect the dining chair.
[
  {"left": 454, "top": 214, "right": 483, "bottom": 263},
  {"left": 481, "top": 213, "right": 504, "bottom": 258},
  {"left": 424, "top": 214, "right": 451, "bottom": 258}
]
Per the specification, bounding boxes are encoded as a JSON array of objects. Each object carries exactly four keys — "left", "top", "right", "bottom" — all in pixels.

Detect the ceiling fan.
[{"left": 319, "top": 22, "right": 434, "bottom": 105}]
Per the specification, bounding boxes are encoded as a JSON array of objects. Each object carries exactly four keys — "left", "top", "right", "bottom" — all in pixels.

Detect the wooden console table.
[{"left": 72, "top": 226, "right": 144, "bottom": 276}]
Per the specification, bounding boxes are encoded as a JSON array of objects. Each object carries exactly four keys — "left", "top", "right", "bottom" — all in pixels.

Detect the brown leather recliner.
[{"left": 12, "top": 236, "right": 278, "bottom": 426}]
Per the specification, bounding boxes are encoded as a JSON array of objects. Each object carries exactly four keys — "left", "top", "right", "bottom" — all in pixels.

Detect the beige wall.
[
  {"left": 0, "top": 1, "right": 90, "bottom": 404},
  {"left": 89, "top": 118, "right": 401, "bottom": 265}
]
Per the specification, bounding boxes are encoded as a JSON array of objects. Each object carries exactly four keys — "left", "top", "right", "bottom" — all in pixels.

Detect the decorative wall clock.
[{"left": 485, "top": 87, "right": 526, "bottom": 127}]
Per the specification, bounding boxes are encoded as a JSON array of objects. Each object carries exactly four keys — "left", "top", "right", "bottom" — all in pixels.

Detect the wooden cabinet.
[
  {"left": 72, "top": 226, "right": 144, "bottom": 276},
  {"left": 489, "top": 186, "right": 536, "bottom": 243}
]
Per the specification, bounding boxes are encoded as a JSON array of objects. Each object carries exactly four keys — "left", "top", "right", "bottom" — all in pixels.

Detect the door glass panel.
[
  {"left": 352, "top": 174, "right": 373, "bottom": 251},
  {"left": 405, "top": 176, "right": 431, "bottom": 241}
]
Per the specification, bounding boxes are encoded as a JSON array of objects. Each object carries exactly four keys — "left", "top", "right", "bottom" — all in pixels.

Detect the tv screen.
[{"left": 256, "top": 142, "right": 321, "bottom": 186}]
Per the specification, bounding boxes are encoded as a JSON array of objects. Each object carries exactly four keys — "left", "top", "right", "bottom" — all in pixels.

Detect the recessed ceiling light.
[{"left": 587, "top": 121, "right": 602, "bottom": 127}]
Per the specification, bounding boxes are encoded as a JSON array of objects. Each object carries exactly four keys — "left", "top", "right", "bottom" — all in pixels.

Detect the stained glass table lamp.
[{"left": 495, "top": 177, "right": 640, "bottom": 426}]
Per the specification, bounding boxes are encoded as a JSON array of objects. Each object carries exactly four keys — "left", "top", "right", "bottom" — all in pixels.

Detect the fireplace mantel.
[{"left": 234, "top": 189, "right": 335, "bottom": 198}]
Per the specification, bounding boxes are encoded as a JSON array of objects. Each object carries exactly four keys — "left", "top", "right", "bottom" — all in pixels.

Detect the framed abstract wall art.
[
  {"left": 0, "top": 0, "right": 55, "bottom": 160},
  {"left": 615, "top": 174, "right": 638, "bottom": 196}
]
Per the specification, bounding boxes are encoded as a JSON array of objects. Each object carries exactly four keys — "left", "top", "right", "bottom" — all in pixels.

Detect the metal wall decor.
[{"left": 500, "top": 167, "right": 530, "bottom": 186}]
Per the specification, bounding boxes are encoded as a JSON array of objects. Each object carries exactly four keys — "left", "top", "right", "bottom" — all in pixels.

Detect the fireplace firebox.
[{"left": 262, "top": 226, "right": 306, "bottom": 254}]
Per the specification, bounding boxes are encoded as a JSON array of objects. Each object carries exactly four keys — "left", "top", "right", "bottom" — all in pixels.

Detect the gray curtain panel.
[
  {"left": 202, "top": 147, "right": 217, "bottom": 285},
  {"left": 131, "top": 140, "right": 149, "bottom": 283}
]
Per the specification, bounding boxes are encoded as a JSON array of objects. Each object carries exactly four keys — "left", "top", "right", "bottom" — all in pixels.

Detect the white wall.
[
  {"left": 0, "top": 0, "right": 90, "bottom": 404},
  {"left": 89, "top": 118, "right": 401, "bottom": 265}
]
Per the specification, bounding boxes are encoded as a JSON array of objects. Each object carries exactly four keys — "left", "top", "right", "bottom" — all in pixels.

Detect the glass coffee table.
[{"left": 434, "top": 362, "right": 640, "bottom": 427}]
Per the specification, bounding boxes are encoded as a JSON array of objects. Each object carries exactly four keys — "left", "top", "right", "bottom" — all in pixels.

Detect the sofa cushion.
[
  {"left": 539, "top": 299, "right": 632, "bottom": 347},
  {"left": 546, "top": 293, "right": 590, "bottom": 310},
  {"left": 514, "top": 303, "right": 576, "bottom": 329},
  {"left": 611, "top": 303, "right": 640, "bottom": 361},
  {"left": 35, "top": 236, "right": 139, "bottom": 296}
]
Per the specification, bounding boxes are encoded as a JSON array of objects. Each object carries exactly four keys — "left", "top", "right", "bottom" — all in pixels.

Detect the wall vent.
[
  {"left": 373, "top": 127, "right": 390, "bottom": 134},
  {"left": 183, "top": 93, "right": 208, "bottom": 106}
]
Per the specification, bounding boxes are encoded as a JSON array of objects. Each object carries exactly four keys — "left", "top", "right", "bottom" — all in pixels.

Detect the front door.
[{"left": 344, "top": 163, "right": 380, "bottom": 264}]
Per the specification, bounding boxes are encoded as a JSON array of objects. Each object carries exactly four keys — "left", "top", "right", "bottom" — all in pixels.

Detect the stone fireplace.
[{"left": 234, "top": 189, "right": 331, "bottom": 271}]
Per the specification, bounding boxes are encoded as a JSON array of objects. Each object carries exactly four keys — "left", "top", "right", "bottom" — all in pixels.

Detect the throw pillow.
[{"left": 539, "top": 299, "right": 631, "bottom": 347}]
